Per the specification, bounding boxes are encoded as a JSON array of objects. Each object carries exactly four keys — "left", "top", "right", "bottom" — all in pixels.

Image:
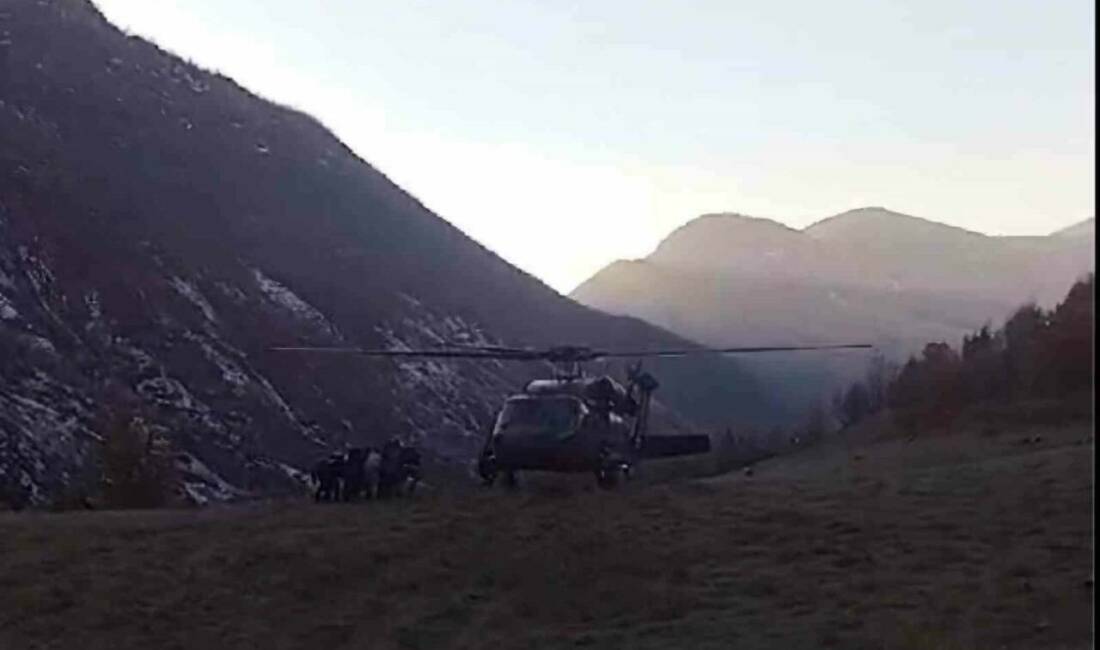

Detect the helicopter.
[{"left": 273, "top": 341, "right": 872, "bottom": 489}]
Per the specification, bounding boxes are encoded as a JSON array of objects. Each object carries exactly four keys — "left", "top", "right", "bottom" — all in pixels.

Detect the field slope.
[{"left": 0, "top": 419, "right": 1092, "bottom": 650}]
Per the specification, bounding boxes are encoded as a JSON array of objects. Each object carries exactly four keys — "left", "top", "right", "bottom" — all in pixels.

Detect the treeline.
[{"left": 835, "top": 273, "right": 1094, "bottom": 430}]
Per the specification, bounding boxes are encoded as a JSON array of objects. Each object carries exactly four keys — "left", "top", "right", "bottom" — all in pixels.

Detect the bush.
[{"left": 98, "top": 408, "right": 178, "bottom": 509}]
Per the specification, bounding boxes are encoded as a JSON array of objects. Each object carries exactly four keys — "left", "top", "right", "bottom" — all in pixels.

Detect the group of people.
[{"left": 310, "top": 438, "right": 422, "bottom": 502}]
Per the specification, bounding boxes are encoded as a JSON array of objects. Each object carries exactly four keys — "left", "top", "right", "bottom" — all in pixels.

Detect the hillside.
[
  {"left": 573, "top": 209, "right": 1094, "bottom": 414},
  {"left": 0, "top": 0, "right": 775, "bottom": 506}
]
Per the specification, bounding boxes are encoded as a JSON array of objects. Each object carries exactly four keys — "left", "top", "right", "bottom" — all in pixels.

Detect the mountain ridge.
[
  {"left": 1050, "top": 217, "right": 1095, "bottom": 239},
  {"left": 579, "top": 207, "right": 1092, "bottom": 296},
  {"left": 572, "top": 207, "right": 1094, "bottom": 416},
  {"left": 804, "top": 206, "right": 990, "bottom": 240},
  {"left": 577, "top": 208, "right": 1082, "bottom": 286}
]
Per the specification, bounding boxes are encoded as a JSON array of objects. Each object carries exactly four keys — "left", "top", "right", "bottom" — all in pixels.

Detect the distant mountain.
[
  {"left": 1051, "top": 217, "right": 1095, "bottom": 239},
  {"left": 573, "top": 208, "right": 1095, "bottom": 417},
  {"left": 0, "top": 0, "right": 775, "bottom": 505}
]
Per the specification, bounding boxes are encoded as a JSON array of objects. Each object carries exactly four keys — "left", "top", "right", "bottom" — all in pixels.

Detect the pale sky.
[{"left": 93, "top": 0, "right": 1095, "bottom": 293}]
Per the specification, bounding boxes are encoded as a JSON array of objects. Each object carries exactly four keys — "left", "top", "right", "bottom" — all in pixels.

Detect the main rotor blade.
[
  {"left": 594, "top": 343, "right": 873, "bottom": 358},
  {"left": 270, "top": 342, "right": 874, "bottom": 362},
  {"left": 269, "top": 346, "right": 539, "bottom": 359},
  {"left": 423, "top": 343, "right": 543, "bottom": 356}
]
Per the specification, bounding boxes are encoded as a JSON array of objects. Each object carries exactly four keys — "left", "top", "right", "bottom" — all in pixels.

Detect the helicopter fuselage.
[
  {"left": 273, "top": 340, "right": 869, "bottom": 489},
  {"left": 483, "top": 376, "right": 640, "bottom": 474},
  {"left": 490, "top": 398, "right": 633, "bottom": 472}
]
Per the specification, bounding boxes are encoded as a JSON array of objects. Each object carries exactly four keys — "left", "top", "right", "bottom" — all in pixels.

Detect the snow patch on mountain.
[
  {"left": 18, "top": 246, "right": 55, "bottom": 296},
  {"left": 170, "top": 276, "right": 217, "bottom": 323},
  {"left": 252, "top": 268, "right": 341, "bottom": 340},
  {"left": 375, "top": 301, "right": 513, "bottom": 451},
  {"left": 83, "top": 290, "right": 102, "bottom": 321},
  {"left": 183, "top": 332, "right": 249, "bottom": 389},
  {"left": 215, "top": 281, "right": 248, "bottom": 304},
  {"left": 177, "top": 452, "right": 243, "bottom": 505},
  {"left": 0, "top": 370, "right": 99, "bottom": 506},
  {"left": 0, "top": 292, "right": 17, "bottom": 320}
]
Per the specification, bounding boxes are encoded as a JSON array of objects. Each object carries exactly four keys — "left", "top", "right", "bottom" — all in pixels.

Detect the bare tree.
[
  {"left": 834, "top": 382, "right": 871, "bottom": 429},
  {"left": 864, "top": 352, "right": 897, "bottom": 414},
  {"left": 98, "top": 406, "right": 178, "bottom": 509}
]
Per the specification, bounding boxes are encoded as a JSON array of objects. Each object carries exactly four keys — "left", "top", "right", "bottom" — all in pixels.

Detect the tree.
[
  {"left": 960, "top": 324, "right": 1005, "bottom": 402},
  {"left": 885, "top": 343, "right": 963, "bottom": 428},
  {"left": 887, "top": 357, "right": 921, "bottom": 412},
  {"left": 1003, "top": 303, "right": 1051, "bottom": 398},
  {"left": 834, "top": 382, "right": 871, "bottom": 428},
  {"left": 802, "top": 401, "right": 828, "bottom": 442},
  {"left": 864, "top": 352, "right": 897, "bottom": 414},
  {"left": 918, "top": 342, "right": 964, "bottom": 422},
  {"left": 883, "top": 277, "right": 1093, "bottom": 432},
  {"left": 99, "top": 408, "right": 178, "bottom": 509},
  {"left": 1045, "top": 274, "right": 1094, "bottom": 394}
]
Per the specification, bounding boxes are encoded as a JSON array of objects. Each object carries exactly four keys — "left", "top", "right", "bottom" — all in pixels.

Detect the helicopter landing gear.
[
  {"left": 477, "top": 450, "right": 498, "bottom": 487},
  {"left": 596, "top": 462, "right": 630, "bottom": 490},
  {"left": 477, "top": 449, "right": 518, "bottom": 489},
  {"left": 596, "top": 443, "right": 631, "bottom": 490},
  {"left": 594, "top": 444, "right": 629, "bottom": 490}
]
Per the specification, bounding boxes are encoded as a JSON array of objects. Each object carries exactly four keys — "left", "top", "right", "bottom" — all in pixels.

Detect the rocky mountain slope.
[
  {"left": 0, "top": 0, "right": 776, "bottom": 506},
  {"left": 573, "top": 208, "right": 1094, "bottom": 413}
]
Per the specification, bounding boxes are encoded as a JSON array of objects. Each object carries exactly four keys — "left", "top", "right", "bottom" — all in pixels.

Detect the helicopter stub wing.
[{"left": 638, "top": 434, "right": 712, "bottom": 459}]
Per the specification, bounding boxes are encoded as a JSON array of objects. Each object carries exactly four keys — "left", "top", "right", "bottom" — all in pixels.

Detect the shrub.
[{"left": 98, "top": 408, "right": 178, "bottom": 509}]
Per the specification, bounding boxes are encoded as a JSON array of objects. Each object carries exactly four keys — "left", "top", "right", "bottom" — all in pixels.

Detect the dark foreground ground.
[{"left": 0, "top": 418, "right": 1093, "bottom": 650}]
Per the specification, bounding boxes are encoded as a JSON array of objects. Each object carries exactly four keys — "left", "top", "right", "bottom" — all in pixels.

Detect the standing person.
[
  {"left": 363, "top": 447, "right": 381, "bottom": 499},
  {"left": 378, "top": 438, "right": 404, "bottom": 498},
  {"left": 342, "top": 448, "right": 369, "bottom": 501},
  {"left": 312, "top": 451, "right": 345, "bottom": 502},
  {"left": 399, "top": 445, "right": 422, "bottom": 495}
]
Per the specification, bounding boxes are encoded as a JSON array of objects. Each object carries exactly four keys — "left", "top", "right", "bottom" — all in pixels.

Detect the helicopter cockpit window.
[{"left": 496, "top": 397, "right": 583, "bottom": 434}]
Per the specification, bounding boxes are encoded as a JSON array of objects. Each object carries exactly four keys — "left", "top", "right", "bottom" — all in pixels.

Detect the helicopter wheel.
[
  {"left": 477, "top": 452, "right": 498, "bottom": 487},
  {"left": 596, "top": 442, "right": 627, "bottom": 490},
  {"left": 502, "top": 470, "right": 520, "bottom": 490},
  {"left": 596, "top": 463, "right": 626, "bottom": 490}
]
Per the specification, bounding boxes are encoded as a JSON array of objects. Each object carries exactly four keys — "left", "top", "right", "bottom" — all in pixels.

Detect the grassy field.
[{"left": 0, "top": 417, "right": 1093, "bottom": 650}]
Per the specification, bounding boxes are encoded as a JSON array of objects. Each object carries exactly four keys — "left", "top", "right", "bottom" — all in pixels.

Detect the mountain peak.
[
  {"left": 652, "top": 213, "right": 799, "bottom": 254},
  {"left": 646, "top": 212, "right": 812, "bottom": 276},
  {"left": 689, "top": 212, "right": 799, "bottom": 231},
  {"left": 803, "top": 207, "right": 987, "bottom": 242}
]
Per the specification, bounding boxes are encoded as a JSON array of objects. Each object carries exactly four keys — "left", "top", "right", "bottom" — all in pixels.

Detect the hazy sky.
[{"left": 94, "top": 0, "right": 1095, "bottom": 293}]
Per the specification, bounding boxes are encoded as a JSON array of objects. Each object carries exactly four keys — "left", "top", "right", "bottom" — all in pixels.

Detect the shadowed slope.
[{"left": 0, "top": 0, "right": 772, "bottom": 505}]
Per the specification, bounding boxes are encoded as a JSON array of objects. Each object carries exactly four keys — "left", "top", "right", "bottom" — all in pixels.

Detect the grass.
[{"left": 0, "top": 418, "right": 1093, "bottom": 650}]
